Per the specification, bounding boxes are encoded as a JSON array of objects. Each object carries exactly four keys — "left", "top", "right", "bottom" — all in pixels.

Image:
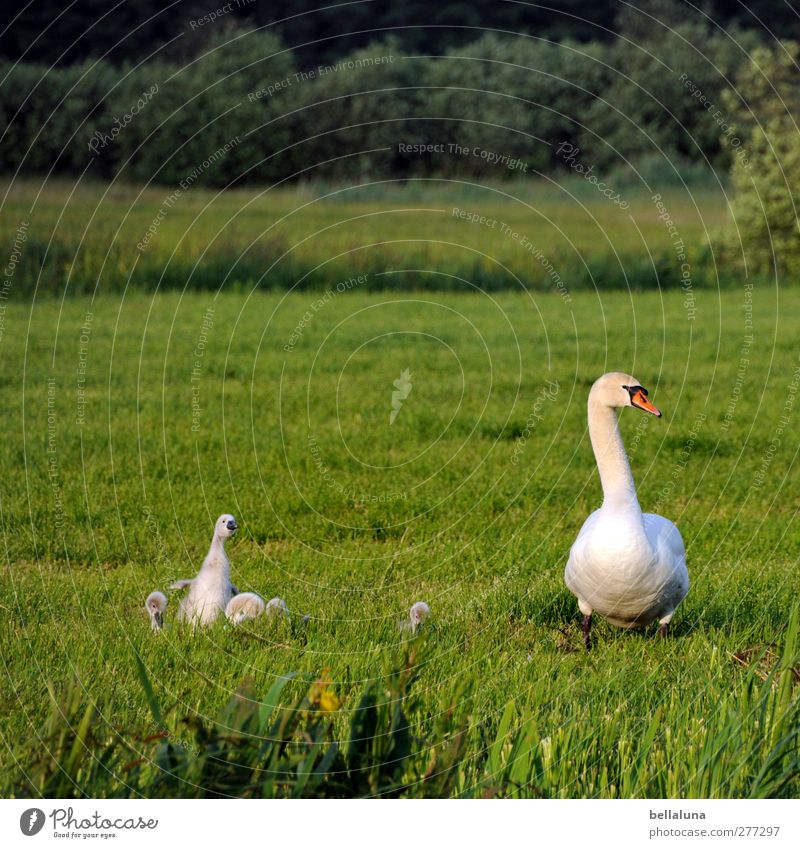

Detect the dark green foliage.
[
  {"left": 0, "top": 16, "right": 774, "bottom": 187},
  {"left": 720, "top": 41, "right": 800, "bottom": 279},
  {"left": 577, "top": 21, "right": 761, "bottom": 176},
  {"left": 423, "top": 35, "right": 613, "bottom": 178},
  {"left": 3, "top": 1, "right": 797, "bottom": 67},
  {"left": 0, "top": 60, "right": 120, "bottom": 176}
]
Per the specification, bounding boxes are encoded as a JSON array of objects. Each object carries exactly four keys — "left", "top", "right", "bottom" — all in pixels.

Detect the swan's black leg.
[
  {"left": 657, "top": 622, "right": 669, "bottom": 639},
  {"left": 582, "top": 614, "right": 592, "bottom": 651}
]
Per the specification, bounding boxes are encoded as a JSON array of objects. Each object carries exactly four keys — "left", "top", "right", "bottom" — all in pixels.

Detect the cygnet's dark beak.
[{"left": 227, "top": 520, "right": 238, "bottom": 532}]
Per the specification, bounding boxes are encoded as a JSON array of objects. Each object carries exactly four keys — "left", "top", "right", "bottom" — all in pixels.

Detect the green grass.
[
  {"left": 1, "top": 176, "right": 730, "bottom": 294},
  {"left": 1, "top": 283, "right": 798, "bottom": 797}
]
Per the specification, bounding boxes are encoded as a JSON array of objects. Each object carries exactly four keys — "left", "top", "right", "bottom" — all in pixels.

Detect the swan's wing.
[
  {"left": 573, "top": 509, "right": 602, "bottom": 545},
  {"left": 174, "top": 578, "right": 237, "bottom": 593},
  {"left": 643, "top": 513, "right": 689, "bottom": 607},
  {"left": 643, "top": 513, "right": 686, "bottom": 563},
  {"left": 564, "top": 510, "right": 602, "bottom": 589}
]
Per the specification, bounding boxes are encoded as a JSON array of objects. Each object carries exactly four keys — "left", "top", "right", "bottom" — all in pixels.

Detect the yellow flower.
[
  {"left": 309, "top": 669, "right": 340, "bottom": 713},
  {"left": 319, "top": 689, "right": 340, "bottom": 714}
]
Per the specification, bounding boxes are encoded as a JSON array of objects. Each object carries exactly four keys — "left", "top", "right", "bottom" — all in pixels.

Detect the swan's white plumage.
[
  {"left": 265, "top": 597, "right": 289, "bottom": 619},
  {"left": 225, "top": 591, "right": 265, "bottom": 625},
  {"left": 177, "top": 514, "right": 238, "bottom": 626},
  {"left": 145, "top": 591, "right": 167, "bottom": 631},
  {"left": 564, "top": 373, "right": 689, "bottom": 630},
  {"left": 171, "top": 578, "right": 239, "bottom": 593},
  {"left": 399, "top": 601, "right": 430, "bottom": 633},
  {"left": 409, "top": 601, "right": 430, "bottom": 632}
]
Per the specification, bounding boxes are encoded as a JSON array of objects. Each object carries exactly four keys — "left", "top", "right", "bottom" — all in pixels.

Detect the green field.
[
  {"left": 2, "top": 273, "right": 799, "bottom": 796},
  {"left": 1, "top": 177, "right": 730, "bottom": 295}
]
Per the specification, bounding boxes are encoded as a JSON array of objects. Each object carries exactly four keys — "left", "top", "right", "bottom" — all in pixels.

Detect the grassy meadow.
[
  {"left": 0, "top": 176, "right": 730, "bottom": 295},
  {"left": 1, "top": 179, "right": 798, "bottom": 798}
]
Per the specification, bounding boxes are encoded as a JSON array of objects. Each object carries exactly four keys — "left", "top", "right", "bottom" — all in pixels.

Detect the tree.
[{"left": 722, "top": 41, "right": 800, "bottom": 279}]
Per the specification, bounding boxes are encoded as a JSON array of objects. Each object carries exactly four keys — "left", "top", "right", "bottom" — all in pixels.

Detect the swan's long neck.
[
  {"left": 206, "top": 534, "right": 229, "bottom": 569},
  {"left": 588, "top": 397, "right": 642, "bottom": 515}
]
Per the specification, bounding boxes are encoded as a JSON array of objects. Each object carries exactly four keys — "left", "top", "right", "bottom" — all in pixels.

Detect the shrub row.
[{"left": 0, "top": 23, "right": 760, "bottom": 187}]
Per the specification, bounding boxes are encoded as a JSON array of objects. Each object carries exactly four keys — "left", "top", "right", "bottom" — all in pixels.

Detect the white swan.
[
  {"left": 177, "top": 514, "right": 238, "bottom": 626},
  {"left": 409, "top": 601, "right": 430, "bottom": 632},
  {"left": 225, "top": 592, "right": 265, "bottom": 625},
  {"left": 564, "top": 373, "right": 689, "bottom": 647},
  {"left": 265, "top": 597, "right": 290, "bottom": 620},
  {"left": 225, "top": 594, "right": 290, "bottom": 626},
  {"left": 171, "top": 578, "right": 240, "bottom": 593},
  {"left": 400, "top": 601, "right": 430, "bottom": 633},
  {"left": 145, "top": 591, "right": 167, "bottom": 631}
]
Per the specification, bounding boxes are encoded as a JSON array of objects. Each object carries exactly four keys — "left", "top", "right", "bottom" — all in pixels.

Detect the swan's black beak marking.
[
  {"left": 227, "top": 520, "right": 238, "bottom": 532},
  {"left": 624, "top": 384, "right": 662, "bottom": 417}
]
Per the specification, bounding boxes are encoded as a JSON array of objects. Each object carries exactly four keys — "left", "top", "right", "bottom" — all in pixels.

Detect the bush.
[
  {"left": 0, "top": 25, "right": 772, "bottom": 187},
  {"left": 423, "top": 34, "right": 612, "bottom": 178},
  {"left": 0, "top": 60, "right": 119, "bottom": 177},
  {"left": 109, "top": 26, "right": 295, "bottom": 186},
  {"left": 721, "top": 41, "right": 800, "bottom": 280},
  {"left": 580, "top": 21, "right": 761, "bottom": 176}
]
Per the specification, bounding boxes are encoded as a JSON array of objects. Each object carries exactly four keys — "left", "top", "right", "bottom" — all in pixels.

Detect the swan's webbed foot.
[
  {"left": 582, "top": 614, "right": 592, "bottom": 651},
  {"left": 657, "top": 621, "right": 669, "bottom": 639}
]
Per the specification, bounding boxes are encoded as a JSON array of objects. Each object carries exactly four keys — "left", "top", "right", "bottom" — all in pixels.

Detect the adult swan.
[{"left": 564, "top": 373, "right": 689, "bottom": 648}]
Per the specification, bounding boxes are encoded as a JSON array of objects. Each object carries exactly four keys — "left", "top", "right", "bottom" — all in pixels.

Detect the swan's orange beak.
[{"left": 631, "top": 388, "right": 661, "bottom": 417}]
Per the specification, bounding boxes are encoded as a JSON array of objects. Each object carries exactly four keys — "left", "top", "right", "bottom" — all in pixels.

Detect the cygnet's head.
[
  {"left": 266, "top": 597, "right": 289, "bottom": 619},
  {"left": 409, "top": 601, "right": 430, "bottom": 631},
  {"left": 215, "top": 513, "right": 238, "bottom": 539},
  {"left": 589, "top": 372, "right": 661, "bottom": 417},
  {"left": 145, "top": 591, "right": 167, "bottom": 630}
]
